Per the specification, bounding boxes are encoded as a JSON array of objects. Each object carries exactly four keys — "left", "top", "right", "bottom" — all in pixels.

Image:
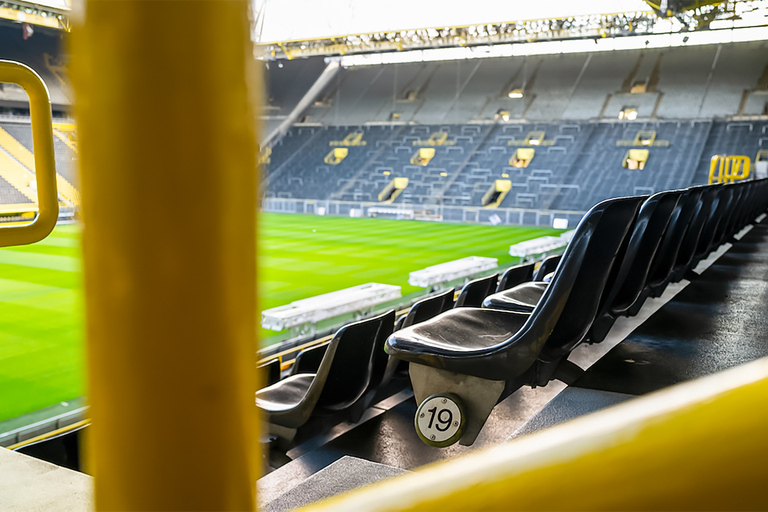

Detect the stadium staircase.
[
  {"left": 0, "top": 145, "right": 37, "bottom": 204},
  {"left": 0, "top": 126, "right": 80, "bottom": 207}
]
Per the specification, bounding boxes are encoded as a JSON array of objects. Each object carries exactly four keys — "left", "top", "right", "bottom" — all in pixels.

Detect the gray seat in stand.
[
  {"left": 496, "top": 262, "right": 535, "bottom": 292},
  {"left": 454, "top": 273, "right": 499, "bottom": 308},
  {"left": 257, "top": 309, "right": 395, "bottom": 445},
  {"left": 386, "top": 195, "right": 644, "bottom": 446}
]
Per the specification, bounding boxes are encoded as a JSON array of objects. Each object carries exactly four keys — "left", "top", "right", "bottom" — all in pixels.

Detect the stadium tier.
[
  {"left": 265, "top": 119, "right": 768, "bottom": 213},
  {"left": 263, "top": 41, "right": 768, "bottom": 219}
]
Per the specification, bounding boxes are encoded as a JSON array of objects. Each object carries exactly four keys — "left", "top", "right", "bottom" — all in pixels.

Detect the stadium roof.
[{"left": 256, "top": 0, "right": 651, "bottom": 44}]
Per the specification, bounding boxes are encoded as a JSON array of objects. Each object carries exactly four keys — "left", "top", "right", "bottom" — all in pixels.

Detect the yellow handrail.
[
  {"left": 0, "top": 60, "right": 58, "bottom": 247},
  {"left": 7, "top": 419, "right": 90, "bottom": 451}
]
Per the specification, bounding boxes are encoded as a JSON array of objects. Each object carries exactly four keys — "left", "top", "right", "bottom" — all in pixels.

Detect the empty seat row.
[
  {"left": 256, "top": 260, "right": 548, "bottom": 452},
  {"left": 386, "top": 179, "right": 768, "bottom": 447}
]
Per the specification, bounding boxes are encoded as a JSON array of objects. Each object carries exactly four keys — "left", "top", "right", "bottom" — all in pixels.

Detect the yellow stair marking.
[
  {"left": 0, "top": 148, "right": 37, "bottom": 203},
  {"left": 53, "top": 128, "right": 79, "bottom": 154},
  {"left": 0, "top": 126, "right": 80, "bottom": 206}
]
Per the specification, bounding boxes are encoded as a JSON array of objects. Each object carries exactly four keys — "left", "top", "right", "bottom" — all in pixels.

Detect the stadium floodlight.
[{"left": 507, "top": 88, "right": 524, "bottom": 99}]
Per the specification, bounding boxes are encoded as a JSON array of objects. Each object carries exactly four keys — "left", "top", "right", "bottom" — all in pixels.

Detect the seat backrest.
[
  {"left": 693, "top": 185, "right": 729, "bottom": 261},
  {"left": 645, "top": 187, "right": 702, "bottom": 289},
  {"left": 673, "top": 184, "right": 720, "bottom": 275},
  {"left": 455, "top": 273, "right": 499, "bottom": 308},
  {"left": 710, "top": 184, "right": 739, "bottom": 250},
  {"left": 518, "top": 195, "right": 645, "bottom": 360},
  {"left": 313, "top": 310, "right": 391, "bottom": 411},
  {"left": 366, "top": 310, "right": 396, "bottom": 392},
  {"left": 402, "top": 288, "right": 455, "bottom": 328},
  {"left": 290, "top": 343, "right": 328, "bottom": 376},
  {"left": 533, "top": 254, "right": 562, "bottom": 281},
  {"left": 602, "top": 190, "right": 681, "bottom": 314},
  {"left": 258, "top": 357, "right": 282, "bottom": 387},
  {"left": 496, "top": 262, "right": 535, "bottom": 292}
]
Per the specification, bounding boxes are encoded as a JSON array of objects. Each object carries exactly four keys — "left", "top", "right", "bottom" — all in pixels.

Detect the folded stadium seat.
[
  {"left": 628, "top": 187, "right": 703, "bottom": 313},
  {"left": 257, "top": 309, "right": 395, "bottom": 446},
  {"left": 533, "top": 254, "right": 561, "bottom": 281},
  {"left": 495, "top": 262, "right": 535, "bottom": 292},
  {"left": 386, "top": 195, "right": 644, "bottom": 447},
  {"left": 586, "top": 190, "right": 681, "bottom": 342},
  {"left": 669, "top": 184, "right": 722, "bottom": 284},
  {"left": 454, "top": 273, "right": 499, "bottom": 308}
]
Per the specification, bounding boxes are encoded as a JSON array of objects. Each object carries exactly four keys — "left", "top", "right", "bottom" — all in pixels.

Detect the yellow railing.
[
  {"left": 709, "top": 155, "right": 751, "bottom": 184},
  {"left": 302, "top": 355, "right": 768, "bottom": 511},
  {"left": 0, "top": 61, "right": 58, "bottom": 248},
  {"left": 7, "top": 419, "right": 90, "bottom": 451}
]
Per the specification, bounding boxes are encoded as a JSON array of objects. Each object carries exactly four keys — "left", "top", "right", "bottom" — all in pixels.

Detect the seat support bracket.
[{"left": 410, "top": 363, "right": 505, "bottom": 446}]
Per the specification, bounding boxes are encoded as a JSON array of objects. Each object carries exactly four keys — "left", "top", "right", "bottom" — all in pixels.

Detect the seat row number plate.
[{"left": 414, "top": 394, "right": 465, "bottom": 447}]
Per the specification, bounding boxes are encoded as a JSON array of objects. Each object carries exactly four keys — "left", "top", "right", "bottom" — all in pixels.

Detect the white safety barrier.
[
  {"left": 508, "top": 236, "right": 566, "bottom": 258},
  {"left": 262, "top": 283, "right": 401, "bottom": 331},
  {"left": 409, "top": 256, "right": 498, "bottom": 288}
]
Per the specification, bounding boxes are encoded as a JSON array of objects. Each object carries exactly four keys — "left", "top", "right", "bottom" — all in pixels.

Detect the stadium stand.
[{"left": 263, "top": 42, "right": 768, "bottom": 220}]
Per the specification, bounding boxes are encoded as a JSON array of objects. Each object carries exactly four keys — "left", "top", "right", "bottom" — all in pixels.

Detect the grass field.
[{"left": 0, "top": 214, "right": 560, "bottom": 423}]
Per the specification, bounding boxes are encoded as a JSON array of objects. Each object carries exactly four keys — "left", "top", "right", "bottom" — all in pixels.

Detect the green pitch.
[{"left": 0, "top": 214, "right": 560, "bottom": 423}]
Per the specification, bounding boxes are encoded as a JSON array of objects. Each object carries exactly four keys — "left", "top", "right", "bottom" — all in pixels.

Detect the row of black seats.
[
  {"left": 402, "top": 253, "right": 562, "bottom": 325},
  {"left": 386, "top": 179, "right": 768, "bottom": 447},
  {"left": 255, "top": 257, "right": 560, "bottom": 450}
]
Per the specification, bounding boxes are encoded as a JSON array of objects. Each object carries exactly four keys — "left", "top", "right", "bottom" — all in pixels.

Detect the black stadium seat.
[
  {"left": 532, "top": 254, "right": 561, "bottom": 281},
  {"left": 587, "top": 190, "right": 681, "bottom": 342},
  {"left": 399, "top": 288, "right": 455, "bottom": 329},
  {"left": 454, "top": 273, "right": 499, "bottom": 308},
  {"left": 258, "top": 357, "right": 283, "bottom": 387},
  {"left": 495, "top": 262, "right": 535, "bottom": 292},
  {"left": 635, "top": 186, "right": 703, "bottom": 307},
  {"left": 386, "top": 195, "right": 644, "bottom": 446},
  {"left": 289, "top": 343, "right": 327, "bottom": 376},
  {"left": 669, "top": 184, "right": 720, "bottom": 283},
  {"left": 257, "top": 309, "right": 395, "bottom": 445}
]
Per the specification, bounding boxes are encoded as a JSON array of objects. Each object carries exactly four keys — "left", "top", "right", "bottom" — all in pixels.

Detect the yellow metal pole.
[
  {"left": 301, "top": 356, "right": 768, "bottom": 511},
  {"left": 70, "top": 2, "right": 259, "bottom": 510}
]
